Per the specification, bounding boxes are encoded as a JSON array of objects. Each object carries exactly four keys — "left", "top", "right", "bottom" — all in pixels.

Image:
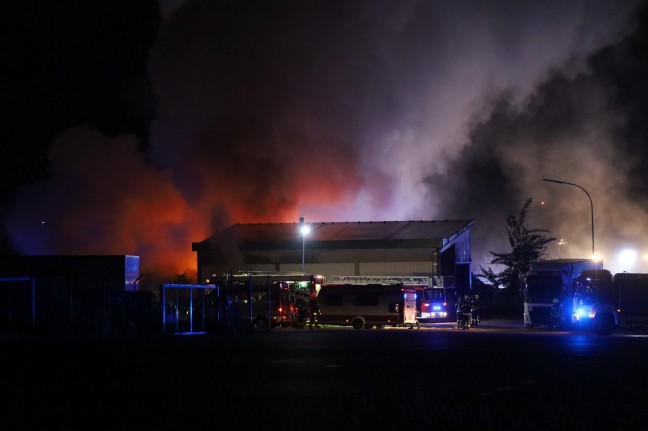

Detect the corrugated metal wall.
[
  {"left": 244, "top": 261, "right": 436, "bottom": 278},
  {"left": 258, "top": 262, "right": 356, "bottom": 275},
  {"left": 198, "top": 249, "right": 441, "bottom": 282}
]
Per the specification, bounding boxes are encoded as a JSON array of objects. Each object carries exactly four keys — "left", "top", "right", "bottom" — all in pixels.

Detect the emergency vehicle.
[
  {"left": 317, "top": 276, "right": 428, "bottom": 329},
  {"left": 209, "top": 271, "right": 323, "bottom": 328},
  {"left": 324, "top": 275, "right": 453, "bottom": 323}
]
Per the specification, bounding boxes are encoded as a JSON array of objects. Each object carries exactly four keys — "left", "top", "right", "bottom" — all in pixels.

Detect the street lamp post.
[
  {"left": 299, "top": 217, "right": 310, "bottom": 272},
  {"left": 543, "top": 178, "right": 595, "bottom": 256}
]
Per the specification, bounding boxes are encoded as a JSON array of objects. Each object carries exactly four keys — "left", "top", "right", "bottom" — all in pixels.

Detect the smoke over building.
[{"left": 4, "top": 0, "right": 648, "bottom": 286}]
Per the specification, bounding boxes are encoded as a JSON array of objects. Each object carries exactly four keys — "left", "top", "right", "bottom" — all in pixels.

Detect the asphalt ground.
[{"left": 3, "top": 318, "right": 648, "bottom": 430}]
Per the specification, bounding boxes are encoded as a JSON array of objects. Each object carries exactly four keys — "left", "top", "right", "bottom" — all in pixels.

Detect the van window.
[
  {"left": 322, "top": 293, "right": 343, "bottom": 306},
  {"left": 355, "top": 293, "right": 378, "bottom": 306}
]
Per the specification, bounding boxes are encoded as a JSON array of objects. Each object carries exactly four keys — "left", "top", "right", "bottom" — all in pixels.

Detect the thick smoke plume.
[
  {"left": 6, "top": 127, "right": 208, "bottom": 288},
  {"left": 5, "top": 0, "right": 647, "bottom": 286},
  {"left": 427, "top": 5, "right": 648, "bottom": 275}
]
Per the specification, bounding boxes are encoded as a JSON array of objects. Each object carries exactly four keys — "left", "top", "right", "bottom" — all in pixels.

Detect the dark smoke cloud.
[
  {"left": 0, "top": 0, "right": 159, "bottom": 206},
  {"left": 426, "top": 4, "right": 648, "bottom": 274},
  {"left": 4, "top": 0, "right": 646, "bottom": 283},
  {"left": 6, "top": 127, "right": 208, "bottom": 288},
  {"left": 148, "top": 0, "right": 642, "bottom": 269}
]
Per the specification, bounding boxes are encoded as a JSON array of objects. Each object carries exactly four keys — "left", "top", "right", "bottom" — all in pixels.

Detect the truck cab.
[
  {"left": 524, "top": 273, "right": 565, "bottom": 328},
  {"left": 418, "top": 287, "right": 449, "bottom": 322},
  {"left": 572, "top": 269, "right": 616, "bottom": 333},
  {"left": 523, "top": 259, "right": 603, "bottom": 330}
]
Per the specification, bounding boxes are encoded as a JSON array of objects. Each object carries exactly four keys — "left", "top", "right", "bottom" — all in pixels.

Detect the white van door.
[{"left": 403, "top": 291, "right": 418, "bottom": 324}]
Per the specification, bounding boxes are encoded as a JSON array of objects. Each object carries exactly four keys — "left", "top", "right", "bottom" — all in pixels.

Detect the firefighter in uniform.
[
  {"left": 550, "top": 298, "right": 563, "bottom": 330},
  {"left": 460, "top": 295, "right": 473, "bottom": 330},
  {"left": 471, "top": 294, "right": 481, "bottom": 327},
  {"left": 455, "top": 294, "right": 463, "bottom": 327},
  {"left": 308, "top": 294, "right": 320, "bottom": 329}
]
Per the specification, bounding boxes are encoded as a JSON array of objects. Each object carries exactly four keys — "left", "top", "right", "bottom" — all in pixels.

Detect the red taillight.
[
  {"left": 278, "top": 306, "right": 283, "bottom": 313},
  {"left": 422, "top": 302, "right": 430, "bottom": 311}
]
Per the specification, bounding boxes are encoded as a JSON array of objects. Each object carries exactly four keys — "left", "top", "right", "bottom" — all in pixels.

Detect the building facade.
[{"left": 192, "top": 220, "right": 474, "bottom": 294}]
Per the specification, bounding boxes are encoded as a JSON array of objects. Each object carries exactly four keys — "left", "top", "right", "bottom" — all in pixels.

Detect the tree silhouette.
[
  {"left": 173, "top": 273, "right": 192, "bottom": 284},
  {"left": 479, "top": 198, "right": 555, "bottom": 294}
]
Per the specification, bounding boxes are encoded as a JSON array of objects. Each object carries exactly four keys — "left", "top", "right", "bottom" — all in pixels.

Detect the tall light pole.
[
  {"left": 543, "top": 178, "right": 595, "bottom": 256},
  {"left": 299, "top": 217, "right": 310, "bottom": 272}
]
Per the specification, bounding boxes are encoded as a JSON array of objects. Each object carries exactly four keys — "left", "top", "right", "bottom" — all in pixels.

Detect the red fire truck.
[{"left": 210, "top": 271, "right": 324, "bottom": 328}]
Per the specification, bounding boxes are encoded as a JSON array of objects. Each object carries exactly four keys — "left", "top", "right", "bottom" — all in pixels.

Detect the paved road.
[{"left": 2, "top": 321, "right": 648, "bottom": 430}]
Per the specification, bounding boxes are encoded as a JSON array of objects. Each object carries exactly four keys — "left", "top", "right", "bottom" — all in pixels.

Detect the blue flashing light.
[
  {"left": 574, "top": 307, "right": 592, "bottom": 319},
  {"left": 432, "top": 305, "right": 442, "bottom": 311}
]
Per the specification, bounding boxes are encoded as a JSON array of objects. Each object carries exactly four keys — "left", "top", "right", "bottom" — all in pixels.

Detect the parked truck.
[
  {"left": 565, "top": 271, "right": 648, "bottom": 333},
  {"left": 571, "top": 269, "right": 616, "bottom": 334},
  {"left": 523, "top": 258, "right": 602, "bottom": 330}
]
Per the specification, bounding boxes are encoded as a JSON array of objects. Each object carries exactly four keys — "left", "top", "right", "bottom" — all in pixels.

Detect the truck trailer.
[
  {"left": 523, "top": 258, "right": 602, "bottom": 330},
  {"left": 613, "top": 273, "right": 648, "bottom": 329}
]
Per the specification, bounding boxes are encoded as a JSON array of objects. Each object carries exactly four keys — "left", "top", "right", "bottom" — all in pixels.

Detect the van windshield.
[{"left": 525, "top": 275, "right": 562, "bottom": 300}]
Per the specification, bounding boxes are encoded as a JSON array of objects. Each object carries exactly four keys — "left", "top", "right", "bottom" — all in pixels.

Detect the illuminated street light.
[
  {"left": 543, "top": 178, "right": 595, "bottom": 257},
  {"left": 299, "top": 217, "right": 310, "bottom": 272}
]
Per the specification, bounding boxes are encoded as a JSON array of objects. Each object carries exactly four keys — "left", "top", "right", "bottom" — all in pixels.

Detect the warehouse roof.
[{"left": 193, "top": 220, "right": 474, "bottom": 251}]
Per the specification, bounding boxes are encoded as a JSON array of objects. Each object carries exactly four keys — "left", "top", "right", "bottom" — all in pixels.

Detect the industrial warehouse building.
[{"left": 192, "top": 220, "right": 475, "bottom": 294}]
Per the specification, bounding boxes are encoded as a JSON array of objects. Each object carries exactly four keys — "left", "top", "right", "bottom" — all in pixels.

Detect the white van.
[{"left": 316, "top": 283, "right": 418, "bottom": 329}]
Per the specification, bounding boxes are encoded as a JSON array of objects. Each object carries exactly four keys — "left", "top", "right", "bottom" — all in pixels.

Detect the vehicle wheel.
[
  {"left": 352, "top": 319, "right": 364, "bottom": 330},
  {"left": 254, "top": 316, "right": 269, "bottom": 329}
]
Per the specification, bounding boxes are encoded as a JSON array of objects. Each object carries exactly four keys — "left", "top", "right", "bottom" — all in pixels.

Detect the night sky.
[{"left": 2, "top": 0, "right": 648, "bottom": 285}]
